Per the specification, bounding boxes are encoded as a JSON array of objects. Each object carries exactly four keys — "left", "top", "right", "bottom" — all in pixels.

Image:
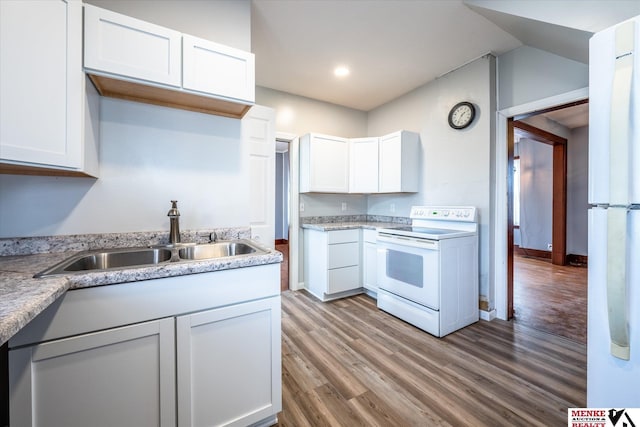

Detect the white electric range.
[{"left": 376, "top": 206, "right": 479, "bottom": 337}]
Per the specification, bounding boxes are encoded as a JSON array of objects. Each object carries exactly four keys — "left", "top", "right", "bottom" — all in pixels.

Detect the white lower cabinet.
[
  {"left": 9, "top": 318, "right": 176, "bottom": 427},
  {"left": 177, "top": 297, "right": 281, "bottom": 427},
  {"left": 304, "top": 229, "right": 362, "bottom": 301},
  {"left": 362, "top": 229, "right": 378, "bottom": 293},
  {"left": 8, "top": 265, "right": 281, "bottom": 427}
]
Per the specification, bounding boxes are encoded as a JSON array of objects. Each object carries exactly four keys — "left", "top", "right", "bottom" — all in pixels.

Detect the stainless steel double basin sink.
[{"left": 35, "top": 240, "right": 266, "bottom": 278}]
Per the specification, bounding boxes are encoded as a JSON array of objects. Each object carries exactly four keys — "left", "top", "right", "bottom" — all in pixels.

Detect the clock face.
[{"left": 448, "top": 102, "right": 476, "bottom": 129}]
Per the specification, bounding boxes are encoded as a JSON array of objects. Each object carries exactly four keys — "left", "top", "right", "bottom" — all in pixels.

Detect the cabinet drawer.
[
  {"left": 327, "top": 266, "right": 360, "bottom": 294},
  {"left": 328, "top": 242, "right": 359, "bottom": 269},
  {"left": 327, "top": 229, "right": 359, "bottom": 244}
]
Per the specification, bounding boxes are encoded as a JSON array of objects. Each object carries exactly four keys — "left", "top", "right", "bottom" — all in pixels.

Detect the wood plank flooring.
[
  {"left": 276, "top": 290, "right": 586, "bottom": 427},
  {"left": 275, "top": 241, "right": 289, "bottom": 292},
  {"left": 514, "top": 254, "right": 587, "bottom": 344}
]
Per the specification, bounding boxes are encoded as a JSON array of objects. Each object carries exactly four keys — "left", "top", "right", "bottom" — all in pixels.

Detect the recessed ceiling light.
[{"left": 334, "top": 66, "right": 350, "bottom": 77}]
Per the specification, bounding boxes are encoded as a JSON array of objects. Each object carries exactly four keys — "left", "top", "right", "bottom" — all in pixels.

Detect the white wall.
[
  {"left": 498, "top": 46, "right": 588, "bottom": 110},
  {"left": 518, "top": 139, "right": 553, "bottom": 251},
  {"left": 275, "top": 151, "right": 290, "bottom": 239},
  {"left": 367, "top": 55, "right": 496, "bottom": 306},
  {"left": 518, "top": 117, "right": 590, "bottom": 256},
  {"left": 567, "top": 125, "right": 589, "bottom": 256},
  {"left": 256, "top": 86, "right": 367, "bottom": 137},
  {"left": 0, "top": 99, "right": 252, "bottom": 237},
  {"left": 257, "top": 86, "right": 369, "bottom": 218},
  {"left": 85, "top": 0, "right": 251, "bottom": 51}
]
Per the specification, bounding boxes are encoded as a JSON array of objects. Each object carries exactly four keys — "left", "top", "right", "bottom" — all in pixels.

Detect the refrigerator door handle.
[
  {"left": 606, "top": 20, "right": 634, "bottom": 361},
  {"left": 607, "top": 209, "right": 630, "bottom": 360}
]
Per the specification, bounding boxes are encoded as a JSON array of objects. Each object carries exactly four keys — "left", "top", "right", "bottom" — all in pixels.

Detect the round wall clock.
[{"left": 448, "top": 102, "right": 476, "bottom": 130}]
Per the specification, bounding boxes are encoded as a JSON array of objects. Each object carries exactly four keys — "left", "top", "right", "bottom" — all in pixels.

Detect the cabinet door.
[
  {"left": 349, "top": 137, "right": 379, "bottom": 193},
  {"left": 302, "top": 134, "right": 350, "bottom": 192},
  {"left": 9, "top": 318, "right": 176, "bottom": 427},
  {"left": 183, "top": 34, "right": 255, "bottom": 103},
  {"left": 177, "top": 297, "right": 282, "bottom": 427},
  {"left": 379, "top": 131, "right": 419, "bottom": 193},
  {"left": 327, "top": 265, "right": 360, "bottom": 294},
  {"left": 363, "top": 241, "right": 378, "bottom": 292},
  {"left": 378, "top": 132, "right": 403, "bottom": 192},
  {"left": 84, "top": 4, "right": 181, "bottom": 87},
  {"left": 0, "top": 0, "right": 82, "bottom": 169}
]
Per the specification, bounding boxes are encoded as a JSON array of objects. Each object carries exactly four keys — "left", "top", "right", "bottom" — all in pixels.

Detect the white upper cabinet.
[
  {"left": 378, "top": 130, "right": 420, "bottom": 193},
  {"left": 183, "top": 34, "right": 255, "bottom": 103},
  {"left": 349, "top": 137, "right": 379, "bottom": 193},
  {"left": 301, "top": 131, "right": 419, "bottom": 194},
  {"left": 300, "top": 134, "right": 350, "bottom": 193},
  {"left": 83, "top": 5, "right": 254, "bottom": 118},
  {"left": 84, "top": 4, "right": 182, "bottom": 87},
  {"left": 0, "top": 0, "right": 99, "bottom": 177}
]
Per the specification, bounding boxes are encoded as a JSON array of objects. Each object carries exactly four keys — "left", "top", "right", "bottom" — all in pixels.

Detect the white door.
[
  {"left": 182, "top": 34, "right": 255, "bottom": 102},
  {"left": 378, "top": 132, "right": 403, "bottom": 192},
  {"left": 9, "top": 318, "right": 176, "bottom": 427},
  {"left": 83, "top": 4, "right": 182, "bottom": 87},
  {"left": 349, "top": 137, "right": 379, "bottom": 193},
  {"left": 377, "top": 236, "right": 440, "bottom": 310},
  {"left": 176, "top": 298, "right": 282, "bottom": 427},
  {"left": 0, "top": 0, "right": 82, "bottom": 169},
  {"left": 588, "top": 207, "right": 640, "bottom": 407},
  {"left": 244, "top": 105, "right": 276, "bottom": 248}
]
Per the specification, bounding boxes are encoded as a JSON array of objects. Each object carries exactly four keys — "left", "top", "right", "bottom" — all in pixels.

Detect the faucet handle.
[{"left": 210, "top": 231, "right": 217, "bottom": 242}]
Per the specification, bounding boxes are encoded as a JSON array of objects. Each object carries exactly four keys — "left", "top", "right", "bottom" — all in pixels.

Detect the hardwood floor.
[
  {"left": 275, "top": 241, "right": 289, "bottom": 292},
  {"left": 277, "top": 290, "right": 586, "bottom": 427},
  {"left": 513, "top": 254, "right": 587, "bottom": 344}
]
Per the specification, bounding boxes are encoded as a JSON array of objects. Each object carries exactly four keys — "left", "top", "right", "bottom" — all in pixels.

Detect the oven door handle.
[{"left": 376, "top": 234, "right": 439, "bottom": 250}]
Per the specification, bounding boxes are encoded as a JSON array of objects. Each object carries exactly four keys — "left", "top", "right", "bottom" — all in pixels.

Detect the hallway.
[
  {"left": 275, "top": 240, "right": 289, "bottom": 292},
  {"left": 513, "top": 255, "right": 587, "bottom": 344}
]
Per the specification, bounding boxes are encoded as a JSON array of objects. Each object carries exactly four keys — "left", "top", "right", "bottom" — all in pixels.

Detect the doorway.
[
  {"left": 506, "top": 100, "right": 589, "bottom": 342},
  {"left": 275, "top": 139, "right": 290, "bottom": 291},
  {"left": 274, "top": 132, "right": 300, "bottom": 293}
]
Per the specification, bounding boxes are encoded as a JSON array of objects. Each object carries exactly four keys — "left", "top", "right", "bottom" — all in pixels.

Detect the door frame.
[
  {"left": 495, "top": 87, "right": 588, "bottom": 320},
  {"left": 276, "top": 132, "right": 302, "bottom": 291},
  {"left": 507, "top": 120, "right": 569, "bottom": 319}
]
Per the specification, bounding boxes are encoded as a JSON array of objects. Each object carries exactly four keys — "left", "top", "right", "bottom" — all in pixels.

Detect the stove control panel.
[{"left": 410, "top": 206, "right": 477, "bottom": 222}]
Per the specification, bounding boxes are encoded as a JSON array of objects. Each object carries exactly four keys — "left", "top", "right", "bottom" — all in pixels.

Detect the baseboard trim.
[
  {"left": 514, "top": 246, "right": 551, "bottom": 260},
  {"left": 480, "top": 309, "right": 497, "bottom": 321},
  {"left": 567, "top": 254, "right": 588, "bottom": 267}
]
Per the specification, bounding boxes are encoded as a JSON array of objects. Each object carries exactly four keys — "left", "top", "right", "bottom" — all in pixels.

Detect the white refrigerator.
[{"left": 588, "top": 15, "right": 640, "bottom": 406}]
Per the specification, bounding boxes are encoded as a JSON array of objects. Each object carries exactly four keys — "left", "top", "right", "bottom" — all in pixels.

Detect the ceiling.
[
  {"left": 251, "top": 0, "right": 522, "bottom": 111},
  {"left": 539, "top": 103, "right": 590, "bottom": 129},
  {"left": 251, "top": 0, "right": 639, "bottom": 115}
]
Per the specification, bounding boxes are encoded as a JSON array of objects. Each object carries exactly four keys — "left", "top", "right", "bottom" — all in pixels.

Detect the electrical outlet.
[
  {"left": 341, "top": 202, "right": 347, "bottom": 211},
  {"left": 547, "top": 243, "right": 552, "bottom": 251},
  {"left": 390, "top": 203, "right": 396, "bottom": 213},
  {"left": 300, "top": 202, "right": 305, "bottom": 212}
]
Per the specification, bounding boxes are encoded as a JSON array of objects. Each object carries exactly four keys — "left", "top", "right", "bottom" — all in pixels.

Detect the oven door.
[{"left": 377, "top": 234, "right": 440, "bottom": 310}]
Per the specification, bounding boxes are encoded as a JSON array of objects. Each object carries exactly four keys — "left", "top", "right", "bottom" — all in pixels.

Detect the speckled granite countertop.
[
  {"left": 301, "top": 221, "right": 401, "bottom": 231},
  {"left": 0, "top": 228, "right": 282, "bottom": 346},
  {"left": 300, "top": 214, "right": 410, "bottom": 232}
]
